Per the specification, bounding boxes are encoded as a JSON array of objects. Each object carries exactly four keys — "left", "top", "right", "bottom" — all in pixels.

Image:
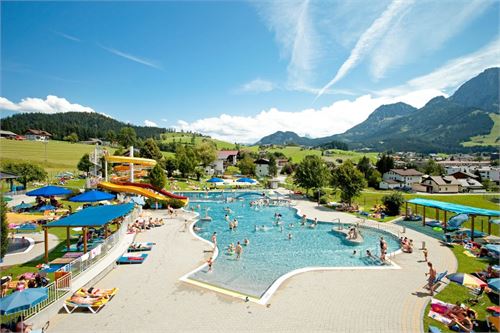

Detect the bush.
[
  {"left": 319, "top": 195, "right": 328, "bottom": 205},
  {"left": 381, "top": 192, "right": 405, "bottom": 216}
]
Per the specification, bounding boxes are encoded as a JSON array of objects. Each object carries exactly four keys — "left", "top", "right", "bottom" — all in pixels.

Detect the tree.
[
  {"left": 237, "top": 154, "right": 256, "bottom": 176},
  {"left": 0, "top": 196, "right": 8, "bottom": 259},
  {"left": 77, "top": 153, "right": 94, "bottom": 174},
  {"left": 268, "top": 156, "right": 278, "bottom": 177},
  {"left": 162, "top": 157, "right": 178, "bottom": 177},
  {"left": 376, "top": 154, "right": 394, "bottom": 175},
  {"left": 140, "top": 138, "right": 163, "bottom": 162},
  {"left": 330, "top": 160, "right": 366, "bottom": 205},
  {"left": 357, "top": 156, "right": 372, "bottom": 177},
  {"left": 2, "top": 162, "right": 47, "bottom": 188},
  {"left": 195, "top": 141, "right": 217, "bottom": 168},
  {"left": 106, "top": 129, "right": 116, "bottom": 143},
  {"left": 118, "top": 127, "right": 137, "bottom": 148},
  {"left": 293, "top": 155, "right": 330, "bottom": 195},
  {"left": 382, "top": 192, "right": 405, "bottom": 216},
  {"left": 176, "top": 145, "right": 198, "bottom": 178},
  {"left": 63, "top": 132, "right": 79, "bottom": 143},
  {"left": 423, "top": 160, "right": 445, "bottom": 176},
  {"left": 148, "top": 163, "right": 167, "bottom": 189},
  {"left": 366, "top": 169, "right": 382, "bottom": 188}
]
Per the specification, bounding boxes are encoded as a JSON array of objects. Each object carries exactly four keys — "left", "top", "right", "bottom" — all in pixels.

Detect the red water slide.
[{"left": 116, "top": 181, "right": 188, "bottom": 200}]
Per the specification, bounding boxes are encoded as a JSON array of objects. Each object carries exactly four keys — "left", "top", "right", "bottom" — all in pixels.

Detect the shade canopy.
[
  {"left": 491, "top": 219, "right": 500, "bottom": 225},
  {"left": 46, "top": 203, "right": 134, "bottom": 228},
  {"left": 26, "top": 186, "right": 72, "bottom": 197},
  {"left": 3, "top": 196, "right": 13, "bottom": 202},
  {"left": 0, "top": 287, "right": 48, "bottom": 315},
  {"left": 13, "top": 202, "right": 33, "bottom": 211},
  {"left": 446, "top": 272, "right": 487, "bottom": 289},
  {"left": 236, "top": 177, "right": 257, "bottom": 183},
  {"left": 207, "top": 177, "right": 224, "bottom": 183},
  {"left": 69, "top": 190, "right": 115, "bottom": 202},
  {"left": 484, "top": 244, "right": 500, "bottom": 255},
  {"left": 488, "top": 278, "right": 500, "bottom": 293},
  {"left": 408, "top": 198, "right": 500, "bottom": 217}
]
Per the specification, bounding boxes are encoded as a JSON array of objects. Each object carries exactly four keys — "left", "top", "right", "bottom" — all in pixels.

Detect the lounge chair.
[
  {"left": 127, "top": 242, "right": 154, "bottom": 252},
  {"left": 116, "top": 253, "right": 148, "bottom": 264},
  {"left": 75, "top": 287, "right": 118, "bottom": 298},
  {"left": 63, "top": 297, "right": 109, "bottom": 314}
]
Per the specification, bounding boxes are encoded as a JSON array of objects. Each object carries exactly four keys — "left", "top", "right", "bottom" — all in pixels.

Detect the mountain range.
[{"left": 257, "top": 67, "right": 500, "bottom": 152}]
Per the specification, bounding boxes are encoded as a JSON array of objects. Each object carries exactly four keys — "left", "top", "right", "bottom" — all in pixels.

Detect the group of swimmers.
[
  {"left": 226, "top": 239, "right": 249, "bottom": 258},
  {"left": 225, "top": 214, "right": 239, "bottom": 230},
  {"left": 347, "top": 226, "right": 359, "bottom": 240}
]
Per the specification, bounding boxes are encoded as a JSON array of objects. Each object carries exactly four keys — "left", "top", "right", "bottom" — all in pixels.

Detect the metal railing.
[{"left": 3, "top": 208, "right": 137, "bottom": 324}]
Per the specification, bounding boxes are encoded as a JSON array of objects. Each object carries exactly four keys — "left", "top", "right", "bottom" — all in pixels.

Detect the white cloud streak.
[
  {"left": 235, "top": 79, "right": 276, "bottom": 94},
  {"left": 53, "top": 31, "right": 81, "bottom": 42},
  {"left": 144, "top": 120, "right": 158, "bottom": 127},
  {"left": 316, "top": 0, "right": 413, "bottom": 100},
  {"left": 0, "top": 95, "right": 95, "bottom": 113},
  {"left": 378, "top": 37, "right": 500, "bottom": 96},
  {"left": 98, "top": 44, "right": 163, "bottom": 70},
  {"left": 175, "top": 89, "right": 441, "bottom": 143}
]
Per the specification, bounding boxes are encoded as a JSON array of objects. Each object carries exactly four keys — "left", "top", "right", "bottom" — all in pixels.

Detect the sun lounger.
[
  {"left": 63, "top": 297, "right": 109, "bottom": 314},
  {"left": 127, "top": 242, "right": 154, "bottom": 252},
  {"left": 116, "top": 253, "right": 148, "bottom": 264},
  {"left": 62, "top": 252, "right": 83, "bottom": 258}
]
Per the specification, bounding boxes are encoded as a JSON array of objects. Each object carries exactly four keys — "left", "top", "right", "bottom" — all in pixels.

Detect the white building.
[
  {"left": 477, "top": 167, "right": 500, "bottom": 184},
  {"left": 421, "top": 175, "right": 460, "bottom": 193},
  {"left": 379, "top": 169, "right": 423, "bottom": 190},
  {"left": 25, "top": 129, "right": 51, "bottom": 141},
  {"left": 210, "top": 150, "right": 239, "bottom": 175},
  {"left": 255, "top": 158, "right": 270, "bottom": 177}
]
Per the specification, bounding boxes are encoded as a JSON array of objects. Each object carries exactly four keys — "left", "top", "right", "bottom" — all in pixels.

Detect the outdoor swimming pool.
[{"left": 181, "top": 191, "right": 401, "bottom": 299}]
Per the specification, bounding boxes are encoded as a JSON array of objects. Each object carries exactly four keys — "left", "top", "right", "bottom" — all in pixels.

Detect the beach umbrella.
[
  {"left": 26, "top": 186, "right": 72, "bottom": 197},
  {"left": 69, "top": 190, "right": 115, "bottom": 202},
  {"left": 207, "top": 177, "right": 224, "bottom": 183},
  {"left": 490, "top": 219, "right": 500, "bottom": 225},
  {"left": 0, "top": 287, "right": 48, "bottom": 315},
  {"left": 3, "top": 196, "right": 13, "bottom": 202},
  {"left": 13, "top": 202, "right": 33, "bottom": 211},
  {"left": 484, "top": 244, "right": 500, "bottom": 255},
  {"left": 37, "top": 205, "right": 56, "bottom": 212},
  {"left": 236, "top": 177, "right": 256, "bottom": 183},
  {"left": 130, "top": 196, "right": 145, "bottom": 205},
  {"left": 446, "top": 272, "right": 487, "bottom": 289},
  {"left": 488, "top": 278, "right": 500, "bottom": 293}
]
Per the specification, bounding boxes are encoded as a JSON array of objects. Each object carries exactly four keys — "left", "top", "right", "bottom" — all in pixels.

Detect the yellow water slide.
[
  {"left": 105, "top": 155, "right": 157, "bottom": 167},
  {"left": 98, "top": 181, "right": 168, "bottom": 201}
]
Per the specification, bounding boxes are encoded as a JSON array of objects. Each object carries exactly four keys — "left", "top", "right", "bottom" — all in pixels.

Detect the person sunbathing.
[
  {"left": 69, "top": 295, "right": 104, "bottom": 304},
  {"left": 79, "top": 288, "right": 111, "bottom": 298},
  {"left": 448, "top": 310, "right": 474, "bottom": 332}
]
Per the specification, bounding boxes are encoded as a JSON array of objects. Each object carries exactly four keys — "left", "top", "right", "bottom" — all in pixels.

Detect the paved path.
[{"left": 47, "top": 198, "right": 457, "bottom": 333}]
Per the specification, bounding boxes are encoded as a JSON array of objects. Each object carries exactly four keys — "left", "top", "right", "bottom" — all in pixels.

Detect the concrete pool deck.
[{"left": 47, "top": 197, "right": 457, "bottom": 333}]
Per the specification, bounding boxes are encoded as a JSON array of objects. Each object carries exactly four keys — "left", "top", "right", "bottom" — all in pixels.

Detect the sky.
[{"left": 1, "top": 0, "right": 499, "bottom": 143}]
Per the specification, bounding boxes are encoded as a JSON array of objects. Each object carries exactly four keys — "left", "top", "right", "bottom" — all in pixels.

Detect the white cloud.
[
  {"left": 316, "top": 0, "right": 414, "bottom": 99},
  {"left": 175, "top": 89, "right": 441, "bottom": 143},
  {"left": 98, "top": 44, "right": 163, "bottom": 70},
  {"left": 235, "top": 79, "right": 276, "bottom": 94},
  {"left": 161, "top": 118, "right": 168, "bottom": 122},
  {"left": 53, "top": 31, "right": 81, "bottom": 42},
  {"left": 378, "top": 37, "right": 500, "bottom": 97},
  {"left": 370, "top": 0, "right": 491, "bottom": 80},
  {"left": 144, "top": 120, "right": 158, "bottom": 127},
  {"left": 0, "top": 95, "right": 95, "bottom": 113}
]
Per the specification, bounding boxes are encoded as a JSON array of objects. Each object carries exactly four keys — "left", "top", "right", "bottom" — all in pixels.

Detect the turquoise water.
[{"left": 181, "top": 192, "right": 400, "bottom": 298}]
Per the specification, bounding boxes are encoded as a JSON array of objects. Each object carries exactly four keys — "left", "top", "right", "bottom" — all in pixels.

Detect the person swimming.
[
  {"left": 243, "top": 238, "right": 250, "bottom": 246},
  {"left": 288, "top": 233, "right": 292, "bottom": 240}
]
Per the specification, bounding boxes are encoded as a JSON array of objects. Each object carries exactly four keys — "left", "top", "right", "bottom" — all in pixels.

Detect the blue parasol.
[
  {"left": 26, "top": 186, "right": 72, "bottom": 197},
  {"left": 69, "top": 190, "right": 115, "bottom": 202},
  {"left": 207, "top": 177, "right": 224, "bottom": 183},
  {"left": 0, "top": 288, "right": 48, "bottom": 315}
]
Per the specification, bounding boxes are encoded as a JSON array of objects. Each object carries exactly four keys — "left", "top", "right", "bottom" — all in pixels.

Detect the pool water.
[{"left": 182, "top": 192, "right": 400, "bottom": 298}]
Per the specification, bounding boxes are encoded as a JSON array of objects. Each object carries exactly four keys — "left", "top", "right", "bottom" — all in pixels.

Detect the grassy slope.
[
  {"left": 422, "top": 245, "right": 497, "bottom": 332},
  {"left": 462, "top": 113, "right": 500, "bottom": 147},
  {"left": 0, "top": 139, "right": 116, "bottom": 174},
  {"left": 161, "top": 133, "right": 237, "bottom": 150}
]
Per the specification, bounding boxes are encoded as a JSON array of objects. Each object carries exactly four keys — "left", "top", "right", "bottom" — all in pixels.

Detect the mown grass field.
[
  {"left": 462, "top": 113, "right": 500, "bottom": 147},
  {"left": 160, "top": 133, "right": 237, "bottom": 150},
  {"left": 0, "top": 139, "right": 116, "bottom": 175},
  {"left": 423, "top": 245, "right": 497, "bottom": 332}
]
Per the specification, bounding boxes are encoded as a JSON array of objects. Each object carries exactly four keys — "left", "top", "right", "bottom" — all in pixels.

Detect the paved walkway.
[
  {"left": 47, "top": 198, "right": 457, "bottom": 333},
  {"left": 1, "top": 232, "right": 59, "bottom": 267}
]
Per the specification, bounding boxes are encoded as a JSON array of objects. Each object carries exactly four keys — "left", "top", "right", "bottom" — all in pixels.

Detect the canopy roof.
[
  {"left": 47, "top": 203, "right": 134, "bottom": 227},
  {"left": 408, "top": 198, "right": 500, "bottom": 217},
  {"left": 69, "top": 190, "right": 116, "bottom": 202},
  {"left": 26, "top": 185, "right": 72, "bottom": 197}
]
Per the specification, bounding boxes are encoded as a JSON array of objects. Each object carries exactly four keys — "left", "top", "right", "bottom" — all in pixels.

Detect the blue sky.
[{"left": 1, "top": 0, "right": 499, "bottom": 143}]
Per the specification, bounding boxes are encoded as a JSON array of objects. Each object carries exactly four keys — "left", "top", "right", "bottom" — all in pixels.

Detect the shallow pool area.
[{"left": 182, "top": 192, "right": 401, "bottom": 299}]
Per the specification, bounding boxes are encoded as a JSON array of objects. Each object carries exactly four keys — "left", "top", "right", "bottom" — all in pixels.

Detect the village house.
[
  {"left": 379, "top": 169, "right": 423, "bottom": 190},
  {"left": 255, "top": 158, "right": 270, "bottom": 177},
  {"left": 421, "top": 175, "right": 460, "bottom": 193},
  {"left": 208, "top": 150, "right": 239, "bottom": 175},
  {"left": 25, "top": 129, "right": 52, "bottom": 141}
]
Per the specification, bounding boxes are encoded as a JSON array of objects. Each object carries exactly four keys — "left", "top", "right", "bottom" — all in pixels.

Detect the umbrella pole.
[
  {"left": 44, "top": 227, "right": 49, "bottom": 264},
  {"left": 83, "top": 227, "right": 88, "bottom": 253},
  {"left": 488, "top": 220, "right": 491, "bottom": 235},
  {"left": 471, "top": 215, "right": 475, "bottom": 241},
  {"left": 66, "top": 227, "right": 70, "bottom": 251},
  {"left": 422, "top": 206, "right": 426, "bottom": 226},
  {"left": 444, "top": 211, "right": 447, "bottom": 230}
]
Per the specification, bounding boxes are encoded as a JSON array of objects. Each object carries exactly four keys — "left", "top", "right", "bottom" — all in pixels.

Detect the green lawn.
[
  {"left": 462, "top": 113, "right": 500, "bottom": 147},
  {"left": 423, "top": 245, "right": 497, "bottom": 332},
  {"left": 160, "top": 133, "right": 237, "bottom": 150},
  {"left": 0, "top": 139, "right": 116, "bottom": 174}
]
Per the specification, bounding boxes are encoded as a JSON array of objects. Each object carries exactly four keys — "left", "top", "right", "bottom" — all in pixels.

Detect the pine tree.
[{"left": 148, "top": 163, "right": 167, "bottom": 189}]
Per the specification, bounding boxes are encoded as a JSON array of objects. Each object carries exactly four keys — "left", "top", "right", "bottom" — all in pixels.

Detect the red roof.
[{"left": 217, "top": 150, "right": 239, "bottom": 159}]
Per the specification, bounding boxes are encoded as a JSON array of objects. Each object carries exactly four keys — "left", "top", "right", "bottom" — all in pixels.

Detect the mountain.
[
  {"left": 0, "top": 112, "right": 167, "bottom": 141},
  {"left": 256, "top": 67, "right": 499, "bottom": 152},
  {"left": 257, "top": 131, "right": 313, "bottom": 146}
]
